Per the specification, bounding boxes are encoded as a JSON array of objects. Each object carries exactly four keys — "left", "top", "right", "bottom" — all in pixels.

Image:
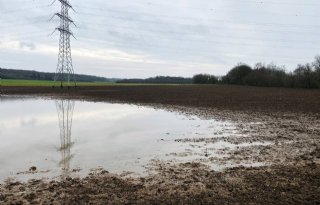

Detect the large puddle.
[{"left": 0, "top": 96, "right": 250, "bottom": 182}]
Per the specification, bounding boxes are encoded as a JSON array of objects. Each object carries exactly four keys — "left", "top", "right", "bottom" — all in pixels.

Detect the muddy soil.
[
  {"left": 1, "top": 85, "right": 320, "bottom": 114},
  {"left": 1, "top": 163, "right": 319, "bottom": 205},
  {"left": 1, "top": 85, "right": 320, "bottom": 204}
]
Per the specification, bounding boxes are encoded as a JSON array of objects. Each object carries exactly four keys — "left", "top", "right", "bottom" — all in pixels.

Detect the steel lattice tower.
[
  {"left": 55, "top": 99, "right": 75, "bottom": 177},
  {"left": 0, "top": 69, "right": 2, "bottom": 87},
  {"left": 52, "top": 0, "right": 76, "bottom": 87}
]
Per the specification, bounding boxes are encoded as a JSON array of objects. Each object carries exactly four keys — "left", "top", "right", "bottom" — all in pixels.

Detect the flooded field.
[
  {"left": 0, "top": 96, "right": 257, "bottom": 182},
  {"left": 1, "top": 86, "right": 319, "bottom": 204}
]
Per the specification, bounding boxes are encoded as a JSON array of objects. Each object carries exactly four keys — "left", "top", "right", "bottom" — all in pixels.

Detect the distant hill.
[
  {"left": 117, "top": 76, "right": 192, "bottom": 84},
  {"left": 0, "top": 68, "right": 119, "bottom": 82}
]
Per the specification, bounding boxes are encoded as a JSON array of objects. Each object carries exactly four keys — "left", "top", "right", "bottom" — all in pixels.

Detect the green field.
[
  {"left": 0, "top": 79, "right": 184, "bottom": 87},
  {"left": 0, "top": 79, "right": 115, "bottom": 87}
]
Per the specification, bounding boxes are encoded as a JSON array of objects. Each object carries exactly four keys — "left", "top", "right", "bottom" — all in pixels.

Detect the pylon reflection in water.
[{"left": 55, "top": 99, "right": 75, "bottom": 177}]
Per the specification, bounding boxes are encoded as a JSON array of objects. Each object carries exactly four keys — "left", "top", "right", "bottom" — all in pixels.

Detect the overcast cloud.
[{"left": 0, "top": 0, "right": 319, "bottom": 78}]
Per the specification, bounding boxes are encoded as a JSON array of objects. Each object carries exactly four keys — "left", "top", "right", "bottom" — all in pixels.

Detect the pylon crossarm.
[
  {"left": 57, "top": 28, "right": 73, "bottom": 36},
  {"left": 58, "top": 0, "right": 76, "bottom": 12},
  {"left": 55, "top": 13, "right": 75, "bottom": 25}
]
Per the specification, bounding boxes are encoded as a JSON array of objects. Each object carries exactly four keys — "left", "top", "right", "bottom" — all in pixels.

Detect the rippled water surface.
[{"left": 0, "top": 96, "right": 244, "bottom": 182}]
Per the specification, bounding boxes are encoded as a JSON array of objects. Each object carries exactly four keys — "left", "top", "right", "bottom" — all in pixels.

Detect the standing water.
[{"left": 0, "top": 96, "right": 245, "bottom": 182}]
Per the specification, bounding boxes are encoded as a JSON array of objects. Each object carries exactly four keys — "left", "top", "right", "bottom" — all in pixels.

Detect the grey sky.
[{"left": 0, "top": 0, "right": 319, "bottom": 78}]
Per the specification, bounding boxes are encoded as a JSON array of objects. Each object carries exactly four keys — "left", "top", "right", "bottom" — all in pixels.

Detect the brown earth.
[
  {"left": 1, "top": 163, "right": 319, "bottom": 205},
  {"left": 1, "top": 85, "right": 320, "bottom": 114},
  {"left": 1, "top": 85, "right": 320, "bottom": 204}
]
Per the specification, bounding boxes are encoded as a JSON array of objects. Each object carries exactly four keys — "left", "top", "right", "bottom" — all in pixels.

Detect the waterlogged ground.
[
  {"left": 1, "top": 86, "right": 320, "bottom": 204},
  {"left": 0, "top": 96, "right": 259, "bottom": 183}
]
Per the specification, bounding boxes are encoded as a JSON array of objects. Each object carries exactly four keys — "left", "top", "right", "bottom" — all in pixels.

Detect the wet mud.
[
  {"left": 1, "top": 85, "right": 320, "bottom": 204},
  {"left": 1, "top": 163, "right": 319, "bottom": 205}
]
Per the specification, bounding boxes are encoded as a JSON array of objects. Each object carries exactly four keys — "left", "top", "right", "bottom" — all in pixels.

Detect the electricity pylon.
[
  {"left": 51, "top": 0, "right": 77, "bottom": 88},
  {"left": 0, "top": 70, "right": 2, "bottom": 87},
  {"left": 55, "top": 99, "right": 75, "bottom": 177}
]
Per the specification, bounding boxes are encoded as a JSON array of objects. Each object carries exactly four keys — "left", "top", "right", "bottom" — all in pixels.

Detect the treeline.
[
  {"left": 117, "top": 76, "right": 192, "bottom": 84},
  {"left": 193, "top": 74, "right": 218, "bottom": 84},
  {"left": 193, "top": 56, "right": 320, "bottom": 89},
  {"left": 0, "top": 68, "right": 117, "bottom": 82}
]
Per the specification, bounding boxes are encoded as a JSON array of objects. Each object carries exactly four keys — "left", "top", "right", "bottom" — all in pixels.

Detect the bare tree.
[
  {"left": 294, "top": 64, "right": 313, "bottom": 88},
  {"left": 313, "top": 55, "right": 320, "bottom": 70}
]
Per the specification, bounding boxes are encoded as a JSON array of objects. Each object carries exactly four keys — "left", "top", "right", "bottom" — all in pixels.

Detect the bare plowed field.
[{"left": 1, "top": 85, "right": 320, "bottom": 204}]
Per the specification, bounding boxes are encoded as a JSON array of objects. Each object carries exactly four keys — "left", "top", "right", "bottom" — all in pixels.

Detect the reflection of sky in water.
[{"left": 0, "top": 97, "right": 242, "bottom": 182}]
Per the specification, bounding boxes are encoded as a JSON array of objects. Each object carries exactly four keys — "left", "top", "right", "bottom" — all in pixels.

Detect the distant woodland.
[
  {"left": 117, "top": 76, "right": 192, "bottom": 84},
  {"left": 1, "top": 55, "right": 320, "bottom": 88},
  {"left": 0, "top": 68, "right": 117, "bottom": 82},
  {"left": 193, "top": 55, "right": 320, "bottom": 89}
]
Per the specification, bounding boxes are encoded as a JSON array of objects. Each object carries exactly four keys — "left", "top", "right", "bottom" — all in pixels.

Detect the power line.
[
  {"left": 2, "top": 3, "right": 319, "bottom": 29},
  {"left": 76, "top": 22, "right": 319, "bottom": 42},
  {"left": 74, "top": 3, "right": 319, "bottom": 19},
  {"left": 0, "top": 4, "right": 55, "bottom": 14},
  {"left": 2, "top": 15, "right": 320, "bottom": 36},
  {"left": 75, "top": 9, "right": 320, "bottom": 29},
  {"left": 2, "top": 17, "right": 319, "bottom": 40},
  {"left": 73, "top": 37, "right": 318, "bottom": 63},
  {"left": 2, "top": 22, "right": 319, "bottom": 51},
  {"left": 75, "top": 31, "right": 319, "bottom": 51},
  {"left": 84, "top": 0, "right": 320, "bottom": 9}
]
